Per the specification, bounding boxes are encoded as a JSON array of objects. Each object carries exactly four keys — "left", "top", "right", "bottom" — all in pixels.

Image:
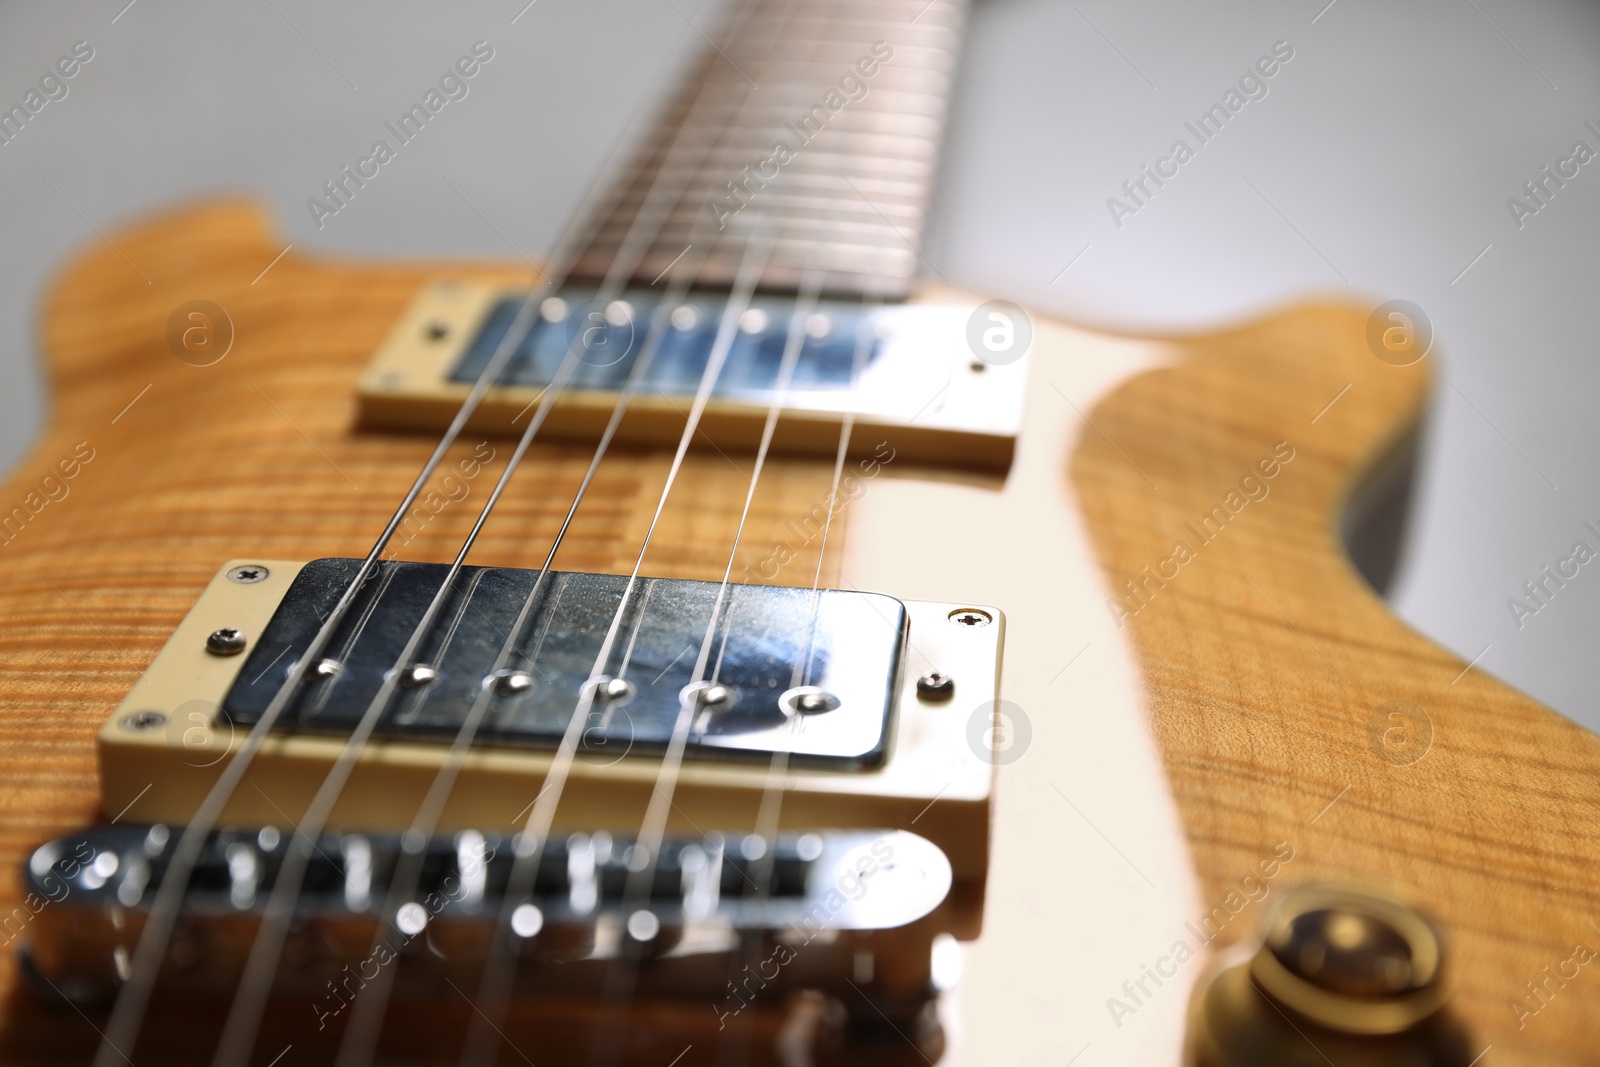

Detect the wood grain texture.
[
  {"left": 1070, "top": 305, "right": 1600, "bottom": 1064},
  {"left": 0, "top": 200, "right": 875, "bottom": 1063},
  {"left": 2, "top": 198, "right": 1597, "bottom": 1064}
]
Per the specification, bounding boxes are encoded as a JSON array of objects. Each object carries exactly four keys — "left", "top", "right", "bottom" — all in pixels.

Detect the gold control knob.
[{"left": 1188, "top": 884, "right": 1476, "bottom": 1066}]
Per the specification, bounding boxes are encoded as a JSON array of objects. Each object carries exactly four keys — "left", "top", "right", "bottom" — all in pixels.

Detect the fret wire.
[
  {"left": 569, "top": 0, "right": 970, "bottom": 296},
  {"left": 588, "top": 182, "right": 934, "bottom": 223},
  {"left": 589, "top": 191, "right": 931, "bottom": 227},
  {"left": 618, "top": 123, "right": 948, "bottom": 151},
  {"left": 604, "top": 137, "right": 946, "bottom": 173},
  {"left": 614, "top": 189, "right": 934, "bottom": 217},
  {"left": 591, "top": 212, "right": 928, "bottom": 244}
]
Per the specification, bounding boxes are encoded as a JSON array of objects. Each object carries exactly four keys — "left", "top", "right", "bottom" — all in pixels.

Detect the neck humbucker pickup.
[{"left": 358, "top": 283, "right": 1029, "bottom": 470}]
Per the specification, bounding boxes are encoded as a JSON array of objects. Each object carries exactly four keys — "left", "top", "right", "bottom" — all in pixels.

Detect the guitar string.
[
  {"left": 604, "top": 300, "right": 876, "bottom": 1067},
  {"left": 87, "top": 110, "right": 658, "bottom": 1065},
  {"left": 710, "top": 296, "right": 875, "bottom": 1067},
  {"left": 329, "top": 6, "right": 801, "bottom": 1060},
  {"left": 710, "top": 1, "right": 867, "bottom": 1053},
  {"left": 600, "top": 0, "right": 876, "bottom": 1052},
  {"left": 97, "top": 0, "right": 864, "bottom": 1059},
  {"left": 585, "top": 273, "right": 822, "bottom": 1066},
  {"left": 726, "top": 0, "right": 876, "bottom": 917},
  {"left": 445, "top": 0, "right": 935, "bottom": 1055},
  {"left": 210, "top": 24, "right": 781, "bottom": 1059},
  {"left": 210, "top": 273, "right": 654, "bottom": 1065},
  {"left": 455, "top": 233, "right": 775, "bottom": 1067},
  {"left": 97, "top": 6, "right": 762, "bottom": 1047},
  {"left": 330, "top": 254, "right": 711, "bottom": 1067},
  {"left": 535, "top": 6, "right": 891, "bottom": 1054},
  {"left": 451, "top": 6, "right": 871, "bottom": 1059}
]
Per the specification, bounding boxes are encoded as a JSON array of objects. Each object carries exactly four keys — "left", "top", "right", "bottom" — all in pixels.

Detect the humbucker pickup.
[
  {"left": 357, "top": 282, "right": 1029, "bottom": 470},
  {"left": 98, "top": 561, "right": 1002, "bottom": 901}
]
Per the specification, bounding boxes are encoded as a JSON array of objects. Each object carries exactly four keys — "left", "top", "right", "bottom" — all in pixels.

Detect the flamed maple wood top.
[
  {"left": 0, "top": 200, "right": 1596, "bottom": 1063},
  {"left": 1069, "top": 302, "right": 1600, "bottom": 1063},
  {"left": 0, "top": 201, "right": 899, "bottom": 1063}
]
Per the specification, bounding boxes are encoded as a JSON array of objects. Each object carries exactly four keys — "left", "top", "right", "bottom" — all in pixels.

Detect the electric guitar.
[{"left": 2, "top": 1, "right": 1598, "bottom": 1064}]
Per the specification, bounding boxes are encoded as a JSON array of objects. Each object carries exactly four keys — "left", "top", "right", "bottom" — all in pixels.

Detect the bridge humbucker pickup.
[
  {"left": 97, "top": 560, "right": 1000, "bottom": 899},
  {"left": 225, "top": 558, "right": 906, "bottom": 769}
]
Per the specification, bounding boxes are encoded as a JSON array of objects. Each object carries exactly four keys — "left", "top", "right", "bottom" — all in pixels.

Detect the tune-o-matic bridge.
[
  {"left": 357, "top": 283, "right": 1029, "bottom": 469},
  {"left": 24, "top": 825, "right": 952, "bottom": 1013}
]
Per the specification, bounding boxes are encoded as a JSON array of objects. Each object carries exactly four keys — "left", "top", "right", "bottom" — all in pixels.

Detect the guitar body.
[{"left": 1, "top": 200, "right": 1597, "bottom": 1065}]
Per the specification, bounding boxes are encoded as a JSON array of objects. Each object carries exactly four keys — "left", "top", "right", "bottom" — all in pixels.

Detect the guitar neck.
[{"left": 565, "top": 0, "right": 968, "bottom": 298}]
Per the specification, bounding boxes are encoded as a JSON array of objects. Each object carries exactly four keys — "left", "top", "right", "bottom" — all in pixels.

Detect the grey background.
[{"left": 1, "top": 1, "right": 1597, "bottom": 728}]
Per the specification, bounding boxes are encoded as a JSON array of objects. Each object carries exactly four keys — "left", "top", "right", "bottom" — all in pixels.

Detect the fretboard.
[{"left": 566, "top": 0, "right": 968, "bottom": 298}]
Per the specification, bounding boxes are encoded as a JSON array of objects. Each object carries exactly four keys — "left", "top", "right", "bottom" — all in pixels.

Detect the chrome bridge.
[{"left": 24, "top": 825, "right": 951, "bottom": 1016}]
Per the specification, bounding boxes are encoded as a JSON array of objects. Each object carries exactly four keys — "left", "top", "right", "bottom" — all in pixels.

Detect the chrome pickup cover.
[
  {"left": 449, "top": 288, "right": 881, "bottom": 401},
  {"left": 224, "top": 559, "right": 907, "bottom": 769}
]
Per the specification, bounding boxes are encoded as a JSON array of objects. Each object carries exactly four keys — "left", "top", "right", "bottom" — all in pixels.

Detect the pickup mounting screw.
[
  {"left": 227, "top": 565, "right": 269, "bottom": 585},
  {"left": 917, "top": 672, "right": 954, "bottom": 700},
  {"left": 206, "top": 628, "right": 248, "bottom": 656},
  {"left": 123, "top": 710, "right": 167, "bottom": 733},
  {"left": 424, "top": 320, "right": 450, "bottom": 341},
  {"left": 948, "top": 609, "right": 992, "bottom": 628},
  {"left": 398, "top": 664, "right": 438, "bottom": 689}
]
